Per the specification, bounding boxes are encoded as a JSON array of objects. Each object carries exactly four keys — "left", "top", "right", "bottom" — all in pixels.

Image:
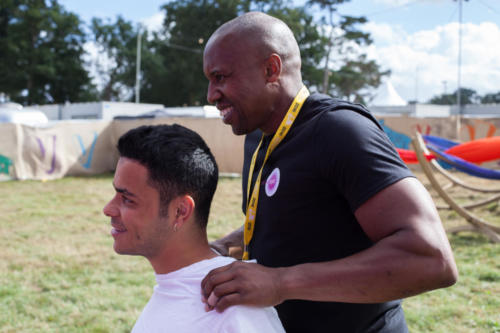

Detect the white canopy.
[
  {"left": 0, "top": 103, "right": 48, "bottom": 126},
  {"left": 370, "top": 79, "right": 407, "bottom": 106}
]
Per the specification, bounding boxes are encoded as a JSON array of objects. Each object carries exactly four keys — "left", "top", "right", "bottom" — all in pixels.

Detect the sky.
[{"left": 59, "top": 0, "right": 500, "bottom": 104}]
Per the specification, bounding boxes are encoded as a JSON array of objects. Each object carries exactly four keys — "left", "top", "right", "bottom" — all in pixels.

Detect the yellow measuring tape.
[{"left": 242, "top": 85, "right": 310, "bottom": 260}]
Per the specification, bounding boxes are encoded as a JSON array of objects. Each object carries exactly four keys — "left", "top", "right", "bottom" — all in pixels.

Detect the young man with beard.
[{"left": 103, "top": 124, "right": 285, "bottom": 332}]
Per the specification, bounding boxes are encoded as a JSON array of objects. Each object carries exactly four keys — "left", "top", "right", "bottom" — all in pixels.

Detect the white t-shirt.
[{"left": 131, "top": 256, "right": 285, "bottom": 333}]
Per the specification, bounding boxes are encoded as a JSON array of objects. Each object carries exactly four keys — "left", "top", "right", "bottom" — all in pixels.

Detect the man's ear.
[
  {"left": 264, "top": 53, "right": 282, "bottom": 83},
  {"left": 172, "top": 195, "right": 195, "bottom": 229}
]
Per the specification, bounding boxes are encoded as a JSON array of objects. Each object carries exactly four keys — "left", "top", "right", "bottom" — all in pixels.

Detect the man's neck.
[
  {"left": 261, "top": 84, "right": 304, "bottom": 135},
  {"left": 148, "top": 239, "right": 217, "bottom": 275}
]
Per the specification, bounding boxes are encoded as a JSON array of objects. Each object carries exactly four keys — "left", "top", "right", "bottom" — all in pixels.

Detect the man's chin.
[
  {"left": 231, "top": 126, "right": 249, "bottom": 136},
  {"left": 113, "top": 244, "right": 139, "bottom": 256}
]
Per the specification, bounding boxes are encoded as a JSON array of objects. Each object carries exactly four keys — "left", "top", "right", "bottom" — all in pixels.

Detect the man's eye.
[
  {"left": 122, "top": 195, "right": 133, "bottom": 204},
  {"left": 215, "top": 74, "right": 224, "bottom": 82}
]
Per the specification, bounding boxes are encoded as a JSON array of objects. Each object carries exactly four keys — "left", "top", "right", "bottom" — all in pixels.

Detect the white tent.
[
  {"left": 370, "top": 79, "right": 407, "bottom": 106},
  {"left": 132, "top": 105, "right": 220, "bottom": 119},
  {"left": 0, "top": 102, "right": 48, "bottom": 126}
]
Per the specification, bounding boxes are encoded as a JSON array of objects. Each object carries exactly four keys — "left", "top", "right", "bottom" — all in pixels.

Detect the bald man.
[{"left": 202, "top": 12, "right": 457, "bottom": 333}]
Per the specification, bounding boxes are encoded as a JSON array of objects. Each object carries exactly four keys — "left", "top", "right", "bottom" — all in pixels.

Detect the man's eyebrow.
[
  {"left": 209, "top": 69, "right": 220, "bottom": 77},
  {"left": 210, "top": 67, "right": 228, "bottom": 76},
  {"left": 112, "top": 183, "right": 137, "bottom": 197}
]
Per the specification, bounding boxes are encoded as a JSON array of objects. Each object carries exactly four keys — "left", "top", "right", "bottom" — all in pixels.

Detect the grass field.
[{"left": 0, "top": 171, "right": 499, "bottom": 332}]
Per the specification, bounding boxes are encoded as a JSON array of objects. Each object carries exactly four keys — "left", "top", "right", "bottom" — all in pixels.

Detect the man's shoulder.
[
  {"left": 305, "top": 93, "right": 371, "bottom": 114},
  {"left": 197, "top": 255, "right": 236, "bottom": 270},
  {"left": 301, "top": 93, "right": 382, "bottom": 134},
  {"left": 171, "top": 255, "right": 236, "bottom": 277}
]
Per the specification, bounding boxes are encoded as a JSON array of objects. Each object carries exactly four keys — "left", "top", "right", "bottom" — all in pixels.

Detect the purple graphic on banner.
[
  {"left": 36, "top": 138, "right": 45, "bottom": 158},
  {"left": 36, "top": 135, "right": 57, "bottom": 174}
]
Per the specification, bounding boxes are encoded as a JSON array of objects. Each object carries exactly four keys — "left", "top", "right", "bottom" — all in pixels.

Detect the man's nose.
[
  {"left": 103, "top": 198, "right": 118, "bottom": 217},
  {"left": 207, "top": 83, "right": 221, "bottom": 104}
]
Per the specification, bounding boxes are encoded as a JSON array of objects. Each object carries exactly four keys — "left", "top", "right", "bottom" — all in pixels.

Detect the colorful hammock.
[
  {"left": 400, "top": 134, "right": 500, "bottom": 164},
  {"left": 397, "top": 135, "right": 457, "bottom": 164},
  {"left": 424, "top": 134, "right": 500, "bottom": 164},
  {"left": 445, "top": 136, "right": 500, "bottom": 163},
  {"left": 397, "top": 134, "right": 500, "bottom": 179},
  {"left": 425, "top": 144, "right": 500, "bottom": 180}
]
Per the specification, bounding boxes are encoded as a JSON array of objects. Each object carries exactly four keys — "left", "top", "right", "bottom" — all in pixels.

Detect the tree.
[
  {"left": 90, "top": 16, "right": 138, "bottom": 101},
  {"left": 0, "top": 0, "right": 96, "bottom": 105},
  {"left": 331, "top": 55, "right": 390, "bottom": 103},
  {"left": 306, "top": 0, "right": 389, "bottom": 103},
  {"left": 145, "top": 0, "right": 328, "bottom": 106},
  {"left": 481, "top": 91, "right": 500, "bottom": 104},
  {"left": 428, "top": 88, "right": 479, "bottom": 105},
  {"left": 105, "top": 0, "right": 385, "bottom": 106},
  {"left": 428, "top": 93, "right": 455, "bottom": 105},
  {"left": 138, "top": 0, "right": 240, "bottom": 106},
  {"left": 0, "top": 0, "right": 23, "bottom": 101}
]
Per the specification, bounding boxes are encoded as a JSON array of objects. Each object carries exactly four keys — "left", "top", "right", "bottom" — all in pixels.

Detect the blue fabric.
[
  {"left": 427, "top": 145, "right": 500, "bottom": 180},
  {"left": 423, "top": 134, "right": 458, "bottom": 151},
  {"left": 423, "top": 135, "right": 455, "bottom": 169},
  {"left": 379, "top": 119, "right": 412, "bottom": 149}
]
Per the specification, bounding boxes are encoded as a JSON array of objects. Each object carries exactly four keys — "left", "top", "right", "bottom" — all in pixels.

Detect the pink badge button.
[{"left": 265, "top": 168, "right": 280, "bottom": 197}]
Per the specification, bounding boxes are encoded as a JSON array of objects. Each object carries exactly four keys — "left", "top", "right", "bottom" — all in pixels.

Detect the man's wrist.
[
  {"left": 210, "top": 239, "right": 229, "bottom": 256},
  {"left": 275, "top": 266, "right": 293, "bottom": 304}
]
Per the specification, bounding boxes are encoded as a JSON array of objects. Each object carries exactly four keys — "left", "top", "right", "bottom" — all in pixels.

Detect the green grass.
[
  {"left": 403, "top": 233, "right": 500, "bottom": 333},
  {"left": 1, "top": 174, "right": 499, "bottom": 332}
]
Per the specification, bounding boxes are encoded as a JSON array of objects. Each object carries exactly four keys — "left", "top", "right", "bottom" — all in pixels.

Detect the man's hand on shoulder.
[{"left": 201, "top": 261, "right": 285, "bottom": 312}]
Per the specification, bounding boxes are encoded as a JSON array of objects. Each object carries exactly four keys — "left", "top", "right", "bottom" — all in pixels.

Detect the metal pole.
[
  {"left": 415, "top": 65, "right": 419, "bottom": 103},
  {"left": 135, "top": 24, "right": 142, "bottom": 103},
  {"left": 456, "top": 0, "right": 463, "bottom": 140}
]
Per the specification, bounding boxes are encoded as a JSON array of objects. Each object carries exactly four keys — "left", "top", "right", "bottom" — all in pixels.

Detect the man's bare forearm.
[
  {"left": 277, "top": 228, "right": 457, "bottom": 304},
  {"left": 210, "top": 226, "right": 243, "bottom": 256}
]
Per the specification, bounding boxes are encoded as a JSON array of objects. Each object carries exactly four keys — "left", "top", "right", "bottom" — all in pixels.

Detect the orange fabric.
[
  {"left": 445, "top": 136, "right": 500, "bottom": 163},
  {"left": 486, "top": 124, "right": 497, "bottom": 138},
  {"left": 466, "top": 125, "right": 475, "bottom": 141}
]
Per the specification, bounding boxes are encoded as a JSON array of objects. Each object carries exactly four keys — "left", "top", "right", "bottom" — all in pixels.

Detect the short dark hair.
[{"left": 117, "top": 124, "right": 218, "bottom": 229}]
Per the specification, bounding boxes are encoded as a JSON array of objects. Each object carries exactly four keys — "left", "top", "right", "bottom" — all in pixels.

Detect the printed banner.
[{"left": 1, "top": 116, "right": 498, "bottom": 181}]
